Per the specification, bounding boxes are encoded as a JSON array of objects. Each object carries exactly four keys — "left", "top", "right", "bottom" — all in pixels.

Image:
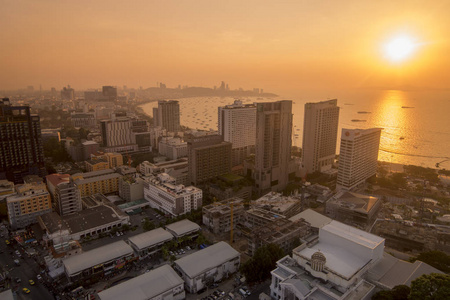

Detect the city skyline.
[{"left": 2, "top": 1, "right": 450, "bottom": 96}]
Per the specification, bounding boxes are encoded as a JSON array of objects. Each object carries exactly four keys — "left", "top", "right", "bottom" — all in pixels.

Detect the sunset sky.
[{"left": 1, "top": 0, "right": 450, "bottom": 95}]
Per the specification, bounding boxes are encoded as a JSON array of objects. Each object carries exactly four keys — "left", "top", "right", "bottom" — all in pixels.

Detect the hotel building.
[
  {"left": 337, "top": 128, "right": 382, "bottom": 190},
  {"left": 302, "top": 99, "right": 340, "bottom": 173},
  {"left": 218, "top": 100, "right": 257, "bottom": 166}
]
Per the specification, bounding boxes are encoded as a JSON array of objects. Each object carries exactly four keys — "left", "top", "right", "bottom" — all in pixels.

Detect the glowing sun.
[{"left": 383, "top": 35, "right": 417, "bottom": 63}]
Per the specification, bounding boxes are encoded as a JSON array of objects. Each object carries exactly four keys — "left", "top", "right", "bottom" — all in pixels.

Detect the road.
[{"left": 0, "top": 229, "right": 54, "bottom": 300}]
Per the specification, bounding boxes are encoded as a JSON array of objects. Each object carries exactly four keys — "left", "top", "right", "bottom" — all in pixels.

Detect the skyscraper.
[
  {"left": 0, "top": 98, "right": 45, "bottom": 184},
  {"left": 254, "top": 100, "right": 293, "bottom": 195},
  {"left": 154, "top": 100, "right": 180, "bottom": 132},
  {"left": 302, "top": 99, "right": 340, "bottom": 174},
  {"left": 337, "top": 128, "right": 382, "bottom": 190},
  {"left": 218, "top": 100, "right": 256, "bottom": 166},
  {"left": 187, "top": 135, "right": 232, "bottom": 186}
]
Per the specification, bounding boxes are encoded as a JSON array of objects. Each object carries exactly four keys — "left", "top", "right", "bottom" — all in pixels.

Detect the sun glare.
[{"left": 383, "top": 35, "right": 417, "bottom": 63}]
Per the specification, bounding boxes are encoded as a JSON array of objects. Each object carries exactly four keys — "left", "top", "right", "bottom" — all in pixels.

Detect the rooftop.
[
  {"left": 39, "top": 203, "right": 127, "bottom": 235},
  {"left": 368, "top": 253, "right": 444, "bottom": 289},
  {"left": 289, "top": 209, "right": 332, "bottom": 229},
  {"left": 296, "top": 241, "right": 370, "bottom": 279},
  {"left": 97, "top": 265, "right": 183, "bottom": 300},
  {"left": 175, "top": 241, "right": 239, "bottom": 278},
  {"left": 71, "top": 169, "right": 115, "bottom": 180},
  {"left": 46, "top": 174, "right": 70, "bottom": 187},
  {"left": 73, "top": 172, "right": 121, "bottom": 185},
  {"left": 63, "top": 240, "right": 133, "bottom": 275},
  {"left": 329, "top": 191, "right": 380, "bottom": 213},
  {"left": 128, "top": 227, "right": 173, "bottom": 250},
  {"left": 322, "top": 221, "right": 384, "bottom": 249},
  {"left": 165, "top": 219, "right": 200, "bottom": 237}
]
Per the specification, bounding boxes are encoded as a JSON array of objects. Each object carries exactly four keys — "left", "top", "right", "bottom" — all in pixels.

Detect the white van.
[{"left": 239, "top": 289, "right": 247, "bottom": 297}]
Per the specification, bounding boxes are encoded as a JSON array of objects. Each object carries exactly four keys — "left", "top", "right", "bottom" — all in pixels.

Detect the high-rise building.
[
  {"left": 100, "top": 117, "right": 134, "bottom": 147},
  {"left": 254, "top": 100, "right": 293, "bottom": 195},
  {"left": 154, "top": 100, "right": 180, "bottom": 132},
  {"left": 336, "top": 128, "right": 382, "bottom": 190},
  {"left": 0, "top": 98, "right": 46, "bottom": 184},
  {"left": 218, "top": 100, "right": 257, "bottom": 166},
  {"left": 302, "top": 99, "right": 340, "bottom": 173},
  {"left": 61, "top": 85, "right": 75, "bottom": 100},
  {"left": 187, "top": 135, "right": 232, "bottom": 185},
  {"left": 102, "top": 86, "right": 118, "bottom": 101}
]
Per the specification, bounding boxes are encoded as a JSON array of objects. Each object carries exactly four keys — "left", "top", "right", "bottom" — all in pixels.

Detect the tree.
[
  {"left": 391, "top": 173, "right": 407, "bottom": 188},
  {"left": 410, "top": 251, "right": 450, "bottom": 273},
  {"left": 409, "top": 273, "right": 450, "bottom": 300},
  {"left": 161, "top": 246, "right": 169, "bottom": 260},
  {"left": 240, "top": 243, "right": 284, "bottom": 283},
  {"left": 372, "top": 290, "right": 394, "bottom": 300},
  {"left": 142, "top": 220, "right": 156, "bottom": 232},
  {"left": 43, "top": 138, "right": 72, "bottom": 163},
  {"left": 78, "top": 128, "right": 90, "bottom": 140}
]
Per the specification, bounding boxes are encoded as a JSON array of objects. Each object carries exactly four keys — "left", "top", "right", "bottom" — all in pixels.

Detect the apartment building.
[
  {"left": 218, "top": 100, "right": 257, "bottom": 166},
  {"left": 143, "top": 173, "right": 202, "bottom": 216},
  {"left": 302, "top": 99, "right": 340, "bottom": 173},
  {"left": 337, "top": 128, "right": 382, "bottom": 190},
  {"left": 187, "top": 135, "right": 232, "bottom": 185},
  {"left": 254, "top": 100, "right": 293, "bottom": 195},
  {"left": 71, "top": 169, "right": 121, "bottom": 197},
  {"left": 7, "top": 180, "right": 52, "bottom": 229}
]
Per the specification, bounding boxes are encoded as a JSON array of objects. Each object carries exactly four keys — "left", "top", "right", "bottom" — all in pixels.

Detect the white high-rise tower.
[
  {"left": 337, "top": 128, "right": 382, "bottom": 190},
  {"left": 218, "top": 100, "right": 256, "bottom": 166}
]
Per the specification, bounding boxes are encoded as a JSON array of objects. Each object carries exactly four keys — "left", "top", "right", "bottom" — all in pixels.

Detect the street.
[{"left": 0, "top": 228, "right": 54, "bottom": 300}]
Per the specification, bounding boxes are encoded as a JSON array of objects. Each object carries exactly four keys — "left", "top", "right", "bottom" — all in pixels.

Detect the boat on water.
[
  {"left": 357, "top": 111, "right": 371, "bottom": 114},
  {"left": 401, "top": 106, "right": 414, "bottom": 108},
  {"left": 399, "top": 137, "right": 405, "bottom": 140},
  {"left": 351, "top": 119, "right": 366, "bottom": 122}
]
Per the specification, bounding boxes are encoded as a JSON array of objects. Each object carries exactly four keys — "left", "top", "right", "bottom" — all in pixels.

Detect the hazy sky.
[{"left": 1, "top": 0, "right": 450, "bottom": 95}]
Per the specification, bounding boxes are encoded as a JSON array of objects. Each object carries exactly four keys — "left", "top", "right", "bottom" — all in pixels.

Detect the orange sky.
[{"left": 1, "top": 0, "right": 449, "bottom": 95}]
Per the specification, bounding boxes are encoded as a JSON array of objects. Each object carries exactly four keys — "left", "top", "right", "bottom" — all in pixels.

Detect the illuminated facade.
[
  {"left": 71, "top": 169, "right": 121, "bottom": 197},
  {"left": 302, "top": 99, "right": 340, "bottom": 173},
  {"left": 7, "top": 181, "right": 52, "bottom": 229},
  {"left": 337, "top": 128, "right": 382, "bottom": 190}
]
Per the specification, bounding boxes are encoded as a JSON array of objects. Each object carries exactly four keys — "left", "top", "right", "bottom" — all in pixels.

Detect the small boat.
[
  {"left": 401, "top": 106, "right": 414, "bottom": 108},
  {"left": 351, "top": 119, "right": 366, "bottom": 122},
  {"left": 357, "top": 111, "right": 371, "bottom": 114},
  {"left": 399, "top": 137, "right": 405, "bottom": 140}
]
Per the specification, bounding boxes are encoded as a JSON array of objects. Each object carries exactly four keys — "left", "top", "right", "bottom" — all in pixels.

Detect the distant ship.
[
  {"left": 399, "top": 137, "right": 405, "bottom": 140},
  {"left": 351, "top": 119, "right": 366, "bottom": 122},
  {"left": 401, "top": 106, "right": 414, "bottom": 108},
  {"left": 357, "top": 111, "right": 371, "bottom": 114}
]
